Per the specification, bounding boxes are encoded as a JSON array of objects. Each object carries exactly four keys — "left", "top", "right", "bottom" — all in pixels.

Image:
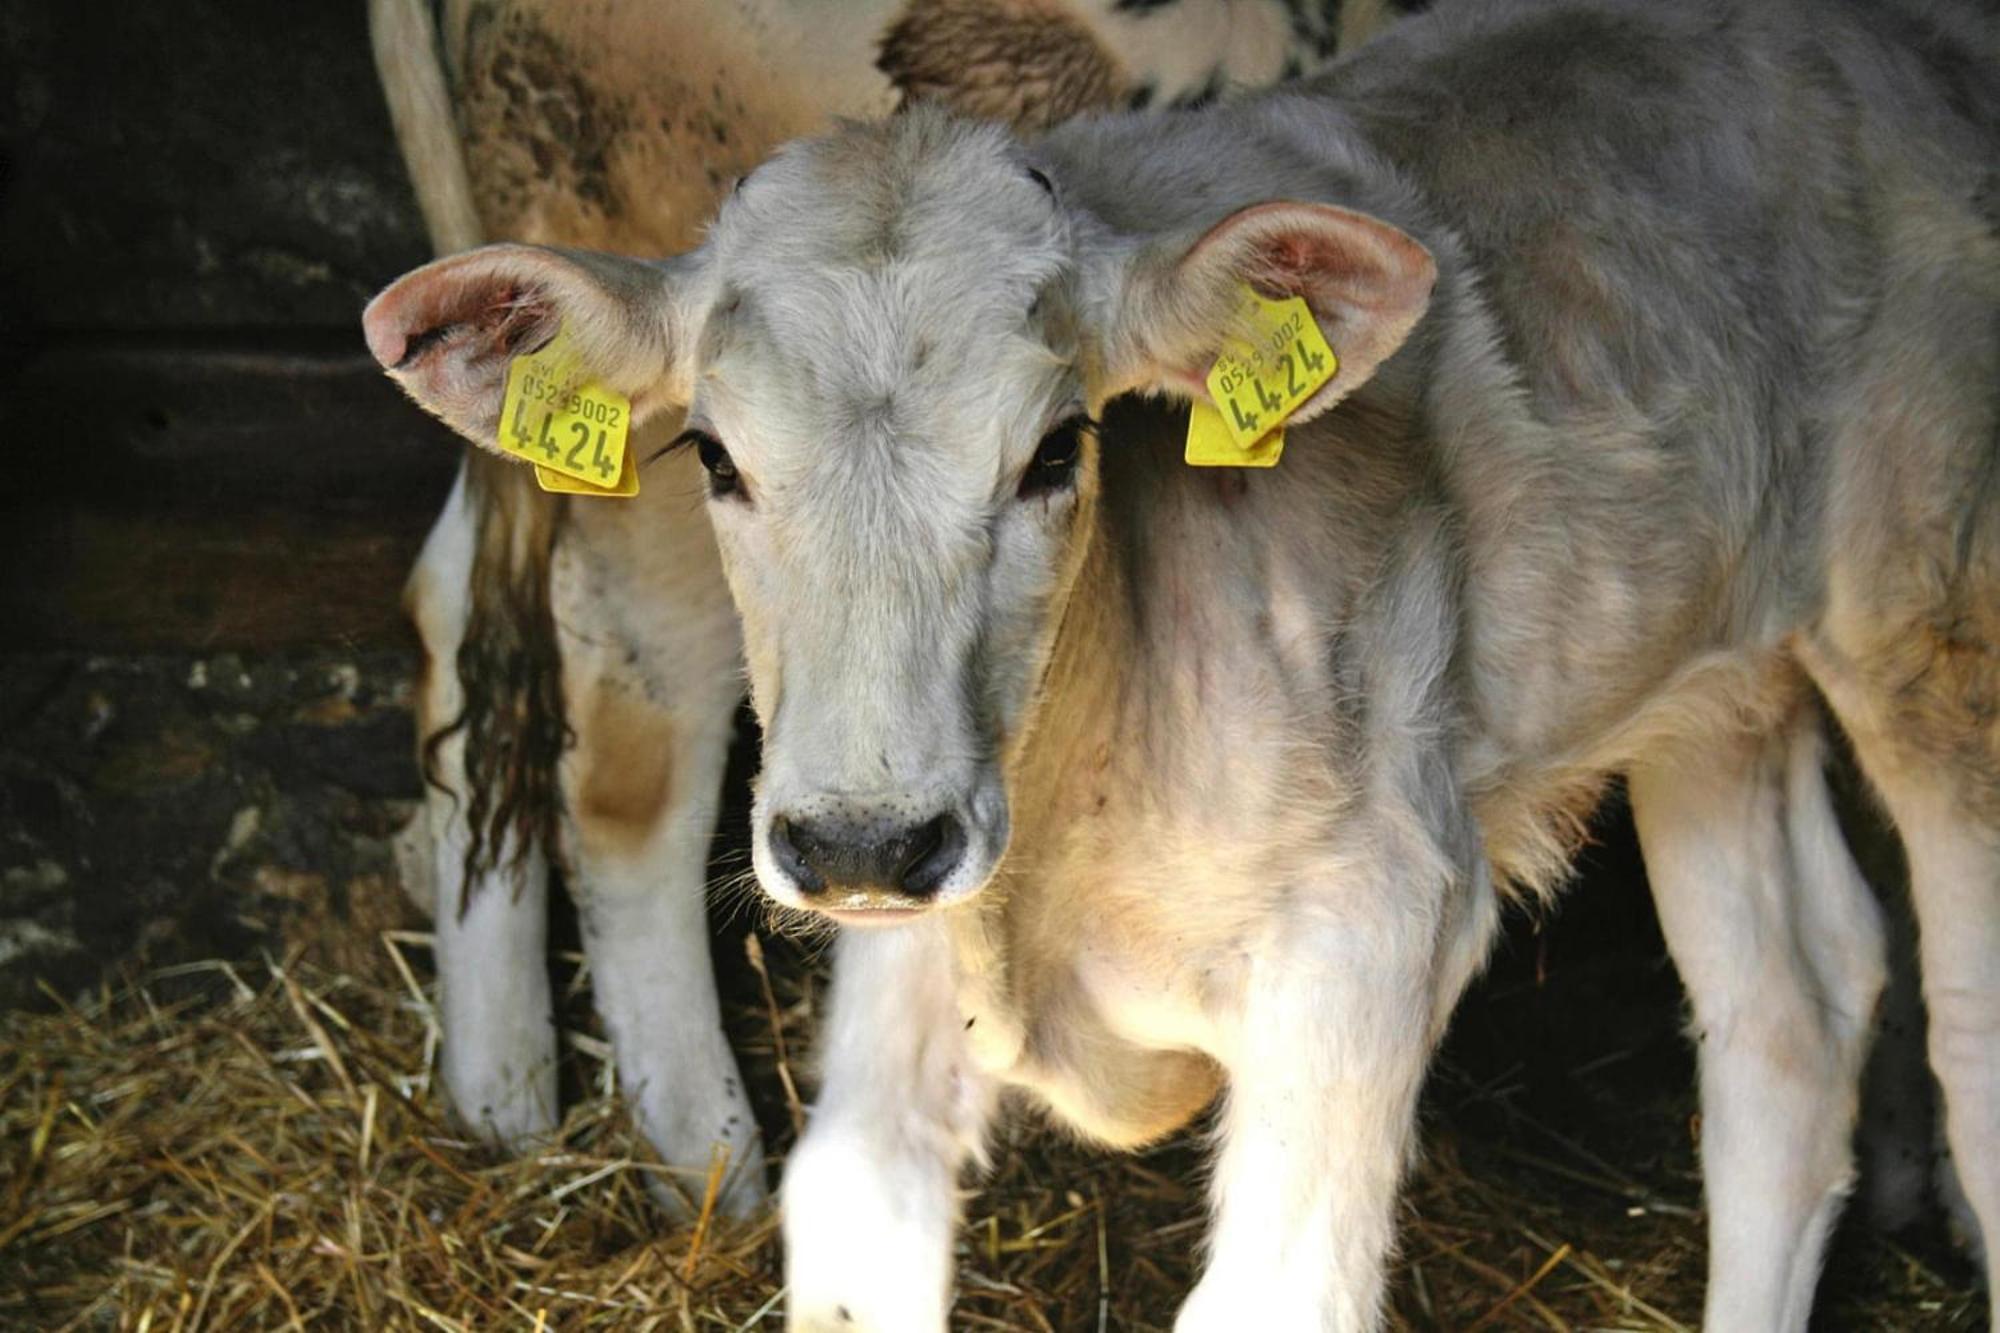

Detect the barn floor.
[{"left": 0, "top": 648, "right": 1987, "bottom": 1330}]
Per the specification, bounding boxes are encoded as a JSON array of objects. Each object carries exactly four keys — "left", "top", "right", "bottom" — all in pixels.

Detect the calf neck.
[{"left": 365, "top": 0, "right": 2000, "bottom": 1325}]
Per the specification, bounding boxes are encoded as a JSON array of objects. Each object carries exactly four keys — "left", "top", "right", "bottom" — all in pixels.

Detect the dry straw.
[{"left": 0, "top": 925, "right": 1981, "bottom": 1330}]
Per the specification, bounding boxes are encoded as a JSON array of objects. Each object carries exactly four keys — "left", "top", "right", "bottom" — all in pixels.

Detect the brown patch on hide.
[
  {"left": 1478, "top": 767, "right": 1610, "bottom": 907},
  {"left": 457, "top": 7, "right": 622, "bottom": 232},
  {"left": 1105, "top": 1050, "right": 1224, "bottom": 1147},
  {"left": 570, "top": 683, "right": 677, "bottom": 858},
  {"left": 419, "top": 451, "right": 571, "bottom": 906},
  {"left": 451, "top": 1, "right": 826, "bottom": 255},
  {"left": 880, "top": 0, "right": 1126, "bottom": 132}
]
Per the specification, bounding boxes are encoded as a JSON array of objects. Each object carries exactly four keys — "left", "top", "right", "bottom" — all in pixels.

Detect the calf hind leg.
[
  {"left": 406, "top": 466, "right": 560, "bottom": 1144},
  {"left": 539, "top": 447, "right": 772, "bottom": 1217},
  {"left": 1874, "top": 786, "right": 1998, "bottom": 1289},
  {"left": 1629, "top": 707, "right": 1887, "bottom": 1333},
  {"left": 560, "top": 628, "right": 765, "bottom": 1219},
  {"left": 1806, "top": 634, "right": 2000, "bottom": 1293}
]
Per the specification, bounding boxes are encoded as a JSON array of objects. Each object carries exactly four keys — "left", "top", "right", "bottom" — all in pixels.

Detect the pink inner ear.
[
  {"left": 478, "top": 286, "right": 563, "bottom": 358},
  {"left": 364, "top": 258, "right": 560, "bottom": 373},
  {"left": 1246, "top": 235, "right": 1324, "bottom": 298},
  {"left": 1158, "top": 201, "right": 1435, "bottom": 417},
  {"left": 1184, "top": 201, "right": 1433, "bottom": 321}
]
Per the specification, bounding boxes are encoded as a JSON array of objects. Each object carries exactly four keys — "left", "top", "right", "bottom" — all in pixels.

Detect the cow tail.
[
  {"left": 369, "top": 0, "right": 484, "bottom": 254},
  {"left": 422, "top": 453, "right": 571, "bottom": 907},
  {"left": 375, "top": 0, "right": 570, "bottom": 903}
]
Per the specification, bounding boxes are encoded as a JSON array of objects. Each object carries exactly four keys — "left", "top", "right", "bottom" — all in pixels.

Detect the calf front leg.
[
  {"left": 785, "top": 922, "right": 995, "bottom": 1333},
  {"left": 1180, "top": 856, "right": 1495, "bottom": 1332}
]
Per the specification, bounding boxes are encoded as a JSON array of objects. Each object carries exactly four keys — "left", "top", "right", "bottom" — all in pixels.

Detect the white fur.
[
  {"left": 551, "top": 450, "right": 767, "bottom": 1215},
  {"left": 409, "top": 470, "right": 560, "bottom": 1144},
  {"left": 784, "top": 924, "right": 994, "bottom": 1331},
  {"left": 1630, "top": 716, "right": 1887, "bottom": 1332}
]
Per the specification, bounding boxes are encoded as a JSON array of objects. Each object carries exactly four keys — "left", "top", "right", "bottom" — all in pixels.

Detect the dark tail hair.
[{"left": 422, "top": 451, "right": 572, "bottom": 910}]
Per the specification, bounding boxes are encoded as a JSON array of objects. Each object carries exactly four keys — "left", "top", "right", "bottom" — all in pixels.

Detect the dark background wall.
[{"left": 0, "top": 0, "right": 459, "bottom": 650}]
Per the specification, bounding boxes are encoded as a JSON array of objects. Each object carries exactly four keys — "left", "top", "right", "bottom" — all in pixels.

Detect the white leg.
[
  {"left": 1629, "top": 716, "right": 1886, "bottom": 1333},
  {"left": 1804, "top": 619, "right": 2000, "bottom": 1297},
  {"left": 1870, "top": 780, "right": 1999, "bottom": 1287},
  {"left": 784, "top": 922, "right": 994, "bottom": 1333},
  {"left": 407, "top": 466, "right": 558, "bottom": 1145},
  {"left": 562, "top": 663, "right": 765, "bottom": 1219},
  {"left": 1179, "top": 858, "right": 1492, "bottom": 1333},
  {"left": 433, "top": 810, "right": 559, "bottom": 1143},
  {"left": 547, "top": 466, "right": 766, "bottom": 1217}
]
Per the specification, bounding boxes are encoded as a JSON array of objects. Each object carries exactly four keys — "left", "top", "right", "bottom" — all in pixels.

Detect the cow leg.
[
  {"left": 432, "top": 810, "right": 558, "bottom": 1142},
  {"left": 1869, "top": 793, "right": 1999, "bottom": 1289},
  {"left": 407, "top": 464, "right": 560, "bottom": 1144},
  {"left": 1178, "top": 854, "right": 1495, "bottom": 1332},
  {"left": 538, "top": 451, "right": 764, "bottom": 1218},
  {"left": 1629, "top": 709, "right": 1886, "bottom": 1333},
  {"left": 559, "top": 636, "right": 765, "bottom": 1219},
  {"left": 1806, "top": 655, "right": 2000, "bottom": 1291},
  {"left": 784, "top": 922, "right": 994, "bottom": 1333}
]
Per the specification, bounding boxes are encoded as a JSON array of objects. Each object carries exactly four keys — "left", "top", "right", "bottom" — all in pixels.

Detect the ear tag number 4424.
[
  {"left": 1185, "top": 287, "right": 1336, "bottom": 468},
  {"left": 497, "top": 322, "right": 638, "bottom": 498}
]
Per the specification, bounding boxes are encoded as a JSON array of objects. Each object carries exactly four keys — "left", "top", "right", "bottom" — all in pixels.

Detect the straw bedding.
[{"left": 2, "top": 915, "right": 1984, "bottom": 1331}]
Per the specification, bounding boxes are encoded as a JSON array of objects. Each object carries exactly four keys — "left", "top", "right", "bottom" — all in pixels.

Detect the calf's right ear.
[{"left": 362, "top": 243, "right": 701, "bottom": 450}]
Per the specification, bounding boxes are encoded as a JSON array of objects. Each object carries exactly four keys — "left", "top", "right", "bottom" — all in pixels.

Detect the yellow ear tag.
[
  {"left": 497, "top": 322, "right": 633, "bottom": 490},
  {"left": 534, "top": 447, "right": 639, "bottom": 497},
  {"left": 1185, "top": 287, "right": 1338, "bottom": 465},
  {"left": 1185, "top": 401, "right": 1285, "bottom": 467}
]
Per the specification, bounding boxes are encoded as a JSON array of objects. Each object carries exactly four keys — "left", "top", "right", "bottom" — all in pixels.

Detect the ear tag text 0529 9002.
[
  {"left": 1184, "top": 287, "right": 1337, "bottom": 468},
  {"left": 498, "top": 322, "right": 637, "bottom": 498}
]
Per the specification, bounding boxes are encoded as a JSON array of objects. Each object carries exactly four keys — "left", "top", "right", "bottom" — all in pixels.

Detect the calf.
[
  {"left": 366, "top": 0, "right": 2000, "bottom": 1325},
  {"left": 370, "top": 0, "right": 1406, "bottom": 1215}
]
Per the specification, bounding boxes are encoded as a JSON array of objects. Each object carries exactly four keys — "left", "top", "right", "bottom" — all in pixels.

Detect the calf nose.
[{"left": 769, "top": 810, "right": 967, "bottom": 899}]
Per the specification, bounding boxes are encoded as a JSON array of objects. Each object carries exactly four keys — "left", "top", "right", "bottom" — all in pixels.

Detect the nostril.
[
  {"left": 773, "top": 808, "right": 968, "bottom": 900},
  {"left": 897, "top": 813, "right": 966, "bottom": 898},
  {"left": 768, "top": 817, "right": 825, "bottom": 895}
]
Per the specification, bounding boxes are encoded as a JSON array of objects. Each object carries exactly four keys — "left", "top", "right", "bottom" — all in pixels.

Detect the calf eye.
[
  {"left": 677, "top": 429, "right": 742, "bottom": 499},
  {"left": 1018, "top": 414, "right": 1089, "bottom": 499}
]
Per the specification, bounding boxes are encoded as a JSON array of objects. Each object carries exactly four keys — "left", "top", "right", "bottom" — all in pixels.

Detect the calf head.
[{"left": 365, "top": 108, "right": 1434, "bottom": 922}]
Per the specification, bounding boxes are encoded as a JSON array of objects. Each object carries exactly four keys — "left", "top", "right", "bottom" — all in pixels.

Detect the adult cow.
[
  {"left": 371, "top": 0, "right": 1416, "bottom": 1216},
  {"left": 367, "top": 0, "right": 1999, "bottom": 1324}
]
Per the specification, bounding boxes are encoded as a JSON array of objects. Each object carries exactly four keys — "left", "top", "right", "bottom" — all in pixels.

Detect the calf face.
[{"left": 365, "top": 109, "right": 1433, "bottom": 921}]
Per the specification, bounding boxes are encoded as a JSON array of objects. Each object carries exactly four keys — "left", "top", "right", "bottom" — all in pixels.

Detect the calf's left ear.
[
  {"left": 1084, "top": 202, "right": 1435, "bottom": 421},
  {"left": 363, "top": 243, "right": 701, "bottom": 452}
]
